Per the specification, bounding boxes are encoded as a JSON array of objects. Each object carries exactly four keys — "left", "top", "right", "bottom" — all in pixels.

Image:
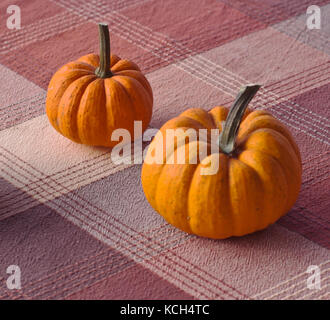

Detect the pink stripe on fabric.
[{"left": 65, "top": 262, "right": 195, "bottom": 300}]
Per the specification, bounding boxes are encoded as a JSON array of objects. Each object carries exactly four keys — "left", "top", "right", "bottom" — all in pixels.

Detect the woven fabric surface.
[{"left": 0, "top": 0, "right": 329, "bottom": 300}]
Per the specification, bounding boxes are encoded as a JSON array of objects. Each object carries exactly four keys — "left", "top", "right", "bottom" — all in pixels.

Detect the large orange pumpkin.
[
  {"left": 141, "top": 85, "right": 302, "bottom": 239},
  {"left": 46, "top": 23, "right": 153, "bottom": 147}
]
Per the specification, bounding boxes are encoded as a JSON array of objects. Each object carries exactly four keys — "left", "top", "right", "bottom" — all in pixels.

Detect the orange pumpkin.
[
  {"left": 141, "top": 85, "right": 302, "bottom": 239},
  {"left": 46, "top": 23, "right": 153, "bottom": 147}
]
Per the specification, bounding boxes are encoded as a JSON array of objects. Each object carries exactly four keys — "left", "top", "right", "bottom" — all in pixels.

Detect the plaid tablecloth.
[{"left": 0, "top": 0, "right": 329, "bottom": 300}]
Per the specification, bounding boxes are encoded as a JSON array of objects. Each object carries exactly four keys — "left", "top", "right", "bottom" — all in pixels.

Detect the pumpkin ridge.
[
  {"left": 167, "top": 140, "right": 205, "bottom": 165},
  {"left": 177, "top": 141, "right": 217, "bottom": 235},
  {"left": 102, "top": 78, "right": 110, "bottom": 142},
  {"left": 111, "top": 60, "right": 141, "bottom": 73},
  {"left": 114, "top": 70, "right": 153, "bottom": 101},
  {"left": 240, "top": 109, "right": 270, "bottom": 124},
  {"left": 238, "top": 149, "right": 289, "bottom": 227},
  {"left": 103, "top": 78, "right": 115, "bottom": 137},
  {"left": 78, "top": 53, "right": 100, "bottom": 69},
  {"left": 78, "top": 54, "right": 121, "bottom": 70},
  {"left": 155, "top": 161, "right": 198, "bottom": 233},
  {"left": 242, "top": 127, "right": 301, "bottom": 211},
  {"left": 110, "top": 77, "right": 137, "bottom": 119},
  {"left": 113, "top": 76, "right": 152, "bottom": 129},
  {"left": 51, "top": 70, "right": 93, "bottom": 88},
  {"left": 179, "top": 108, "right": 217, "bottom": 129},
  {"left": 240, "top": 126, "right": 301, "bottom": 170},
  {"left": 163, "top": 116, "right": 209, "bottom": 132},
  {"left": 103, "top": 77, "right": 136, "bottom": 144},
  {"left": 227, "top": 158, "right": 238, "bottom": 235},
  {"left": 255, "top": 149, "right": 292, "bottom": 219},
  {"left": 56, "top": 62, "right": 95, "bottom": 74},
  {"left": 186, "top": 159, "right": 206, "bottom": 233},
  {"left": 55, "top": 69, "right": 95, "bottom": 79},
  {"left": 46, "top": 70, "right": 94, "bottom": 132},
  {"left": 209, "top": 106, "right": 229, "bottom": 131},
  {"left": 228, "top": 157, "right": 265, "bottom": 234},
  {"left": 162, "top": 126, "right": 210, "bottom": 163},
  {"left": 141, "top": 160, "right": 166, "bottom": 212},
  {"left": 110, "top": 54, "right": 121, "bottom": 68},
  {"left": 238, "top": 114, "right": 301, "bottom": 163},
  {"left": 113, "top": 74, "right": 151, "bottom": 103},
  {"left": 76, "top": 78, "right": 108, "bottom": 145},
  {"left": 188, "top": 153, "right": 233, "bottom": 238},
  {"left": 66, "top": 68, "right": 95, "bottom": 74},
  {"left": 57, "top": 75, "right": 97, "bottom": 142},
  {"left": 266, "top": 150, "right": 297, "bottom": 215}
]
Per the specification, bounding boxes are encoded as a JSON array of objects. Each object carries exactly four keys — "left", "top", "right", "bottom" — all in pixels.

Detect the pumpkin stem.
[
  {"left": 95, "top": 23, "right": 113, "bottom": 78},
  {"left": 218, "top": 84, "right": 261, "bottom": 155}
]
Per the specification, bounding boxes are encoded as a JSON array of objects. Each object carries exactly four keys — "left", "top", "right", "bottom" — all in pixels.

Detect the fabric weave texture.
[{"left": 0, "top": 0, "right": 329, "bottom": 300}]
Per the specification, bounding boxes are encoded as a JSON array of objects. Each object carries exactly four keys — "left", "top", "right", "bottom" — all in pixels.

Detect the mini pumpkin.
[
  {"left": 46, "top": 23, "right": 153, "bottom": 147},
  {"left": 141, "top": 85, "right": 302, "bottom": 239}
]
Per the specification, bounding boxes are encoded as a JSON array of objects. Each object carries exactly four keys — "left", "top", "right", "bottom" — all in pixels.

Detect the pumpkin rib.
[
  {"left": 57, "top": 75, "right": 97, "bottom": 143},
  {"left": 103, "top": 77, "right": 136, "bottom": 145},
  {"left": 110, "top": 77, "right": 137, "bottom": 120},
  {"left": 238, "top": 149, "right": 289, "bottom": 228},
  {"left": 242, "top": 128, "right": 301, "bottom": 212},
  {"left": 66, "top": 68, "right": 96, "bottom": 74},
  {"left": 160, "top": 116, "right": 208, "bottom": 132},
  {"left": 115, "top": 70, "right": 153, "bottom": 103},
  {"left": 209, "top": 106, "right": 251, "bottom": 132},
  {"left": 168, "top": 139, "right": 210, "bottom": 166},
  {"left": 154, "top": 160, "right": 198, "bottom": 234},
  {"left": 77, "top": 54, "right": 100, "bottom": 68},
  {"left": 228, "top": 157, "right": 265, "bottom": 235},
  {"left": 46, "top": 70, "right": 93, "bottom": 132},
  {"left": 161, "top": 124, "right": 210, "bottom": 163},
  {"left": 141, "top": 161, "right": 166, "bottom": 212},
  {"left": 241, "top": 109, "right": 271, "bottom": 124},
  {"left": 56, "top": 62, "right": 96, "bottom": 74},
  {"left": 179, "top": 108, "right": 217, "bottom": 130},
  {"left": 112, "top": 76, "right": 152, "bottom": 132},
  {"left": 141, "top": 162, "right": 165, "bottom": 211},
  {"left": 238, "top": 114, "right": 301, "bottom": 164},
  {"left": 188, "top": 153, "right": 233, "bottom": 238},
  {"left": 226, "top": 158, "right": 236, "bottom": 236},
  {"left": 148, "top": 139, "right": 206, "bottom": 230},
  {"left": 243, "top": 127, "right": 301, "bottom": 173},
  {"left": 78, "top": 53, "right": 122, "bottom": 70},
  {"left": 111, "top": 60, "right": 141, "bottom": 73},
  {"left": 161, "top": 116, "right": 212, "bottom": 155},
  {"left": 235, "top": 149, "right": 283, "bottom": 226},
  {"left": 163, "top": 131, "right": 193, "bottom": 164},
  {"left": 142, "top": 123, "right": 208, "bottom": 174},
  {"left": 265, "top": 151, "right": 298, "bottom": 216},
  {"left": 111, "top": 75, "right": 152, "bottom": 140},
  {"left": 76, "top": 79, "right": 108, "bottom": 145},
  {"left": 254, "top": 148, "right": 293, "bottom": 220},
  {"left": 110, "top": 54, "right": 121, "bottom": 67},
  {"left": 158, "top": 140, "right": 212, "bottom": 235},
  {"left": 209, "top": 106, "right": 229, "bottom": 131}
]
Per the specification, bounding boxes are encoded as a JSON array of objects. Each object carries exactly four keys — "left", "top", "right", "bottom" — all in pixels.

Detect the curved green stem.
[
  {"left": 218, "top": 84, "right": 261, "bottom": 155},
  {"left": 95, "top": 23, "right": 113, "bottom": 78}
]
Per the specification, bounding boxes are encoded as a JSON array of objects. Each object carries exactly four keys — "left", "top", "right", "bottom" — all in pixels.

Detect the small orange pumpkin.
[
  {"left": 141, "top": 85, "right": 302, "bottom": 239},
  {"left": 46, "top": 23, "right": 153, "bottom": 147}
]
